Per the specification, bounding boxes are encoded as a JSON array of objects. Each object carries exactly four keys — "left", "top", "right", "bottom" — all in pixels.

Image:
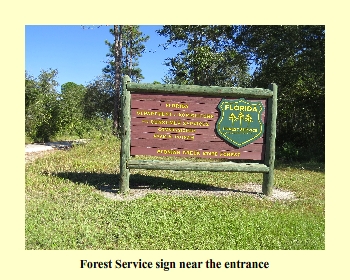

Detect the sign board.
[
  {"left": 119, "top": 76, "right": 277, "bottom": 196},
  {"left": 131, "top": 94, "right": 266, "bottom": 160}
]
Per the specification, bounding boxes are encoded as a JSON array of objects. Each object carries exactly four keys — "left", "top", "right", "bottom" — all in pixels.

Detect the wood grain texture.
[
  {"left": 127, "top": 159, "right": 269, "bottom": 173},
  {"left": 130, "top": 147, "right": 264, "bottom": 160},
  {"left": 130, "top": 93, "right": 267, "bottom": 160},
  {"left": 262, "top": 83, "right": 278, "bottom": 195},
  {"left": 127, "top": 83, "right": 273, "bottom": 98},
  {"left": 119, "top": 76, "right": 131, "bottom": 192}
]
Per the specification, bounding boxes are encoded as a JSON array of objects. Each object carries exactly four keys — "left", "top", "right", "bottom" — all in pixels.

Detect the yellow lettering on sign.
[
  {"left": 165, "top": 103, "right": 189, "bottom": 109},
  {"left": 153, "top": 134, "right": 172, "bottom": 139},
  {"left": 182, "top": 150, "right": 200, "bottom": 156},
  {"left": 174, "top": 135, "right": 194, "bottom": 140},
  {"left": 151, "top": 120, "right": 182, "bottom": 125},
  {"left": 182, "top": 121, "right": 209, "bottom": 127},
  {"left": 148, "top": 120, "right": 209, "bottom": 126},
  {"left": 224, "top": 104, "right": 258, "bottom": 112},
  {"left": 223, "top": 127, "right": 258, "bottom": 133},
  {"left": 157, "top": 149, "right": 181, "bottom": 155},
  {"left": 137, "top": 110, "right": 173, "bottom": 117},
  {"left": 202, "top": 151, "right": 218, "bottom": 156},
  {"left": 178, "top": 112, "right": 214, "bottom": 119},
  {"left": 158, "top": 127, "right": 196, "bottom": 133},
  {"left": 219, "top": 152, "right": 241, "bottom": 157}
]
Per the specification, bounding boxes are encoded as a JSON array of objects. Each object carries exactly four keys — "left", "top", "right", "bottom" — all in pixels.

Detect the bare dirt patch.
[
  {"left": 25, "top": 139, "right": 88, "bottom": 163},
  {"left": 97, "top": 183, "right": 296, "bottom": 202},
  {"left": 25, "top": 150, "right": 59, "bottom": 164}
]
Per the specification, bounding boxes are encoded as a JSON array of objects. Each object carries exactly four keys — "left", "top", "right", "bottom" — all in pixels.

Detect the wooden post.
[
  {"left": 119, "top": 75, "right": 131, "bottom": 192},
  {"left": 262, "top": 83, "right": 278, "bottom": 195},
  {"left": 127, "top": 160, "right": 270, "bottom": 173},
  {"left": 127, "top": 82, "right": 273, "bottom": 98}
]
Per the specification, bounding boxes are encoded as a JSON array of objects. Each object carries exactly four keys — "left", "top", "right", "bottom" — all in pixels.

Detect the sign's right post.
[{"left": 262, "top": 83, "right": 278, "bottom": 195}]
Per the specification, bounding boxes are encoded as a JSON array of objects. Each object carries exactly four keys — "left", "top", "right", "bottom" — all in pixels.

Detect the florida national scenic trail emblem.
[{"left": 216, "top": 98, "right": 265, "bottom": 148}]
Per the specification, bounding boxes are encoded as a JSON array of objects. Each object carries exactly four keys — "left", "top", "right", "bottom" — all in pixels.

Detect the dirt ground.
[{"left": 25, "top": 150, "right": 58, "bottom": 164}]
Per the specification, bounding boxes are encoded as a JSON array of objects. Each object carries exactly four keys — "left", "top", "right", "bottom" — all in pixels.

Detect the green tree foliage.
[
  {"left": 103, "top": 25, "right": 149, "bottom": 133},
  {"left": 234, "top": 25, "right": 325, "bottom": 160},
  {"left": 84, "top": 75, "right": 114, "bottom": 120},
  {"left": 122, "top": 25, "right": 150, "bottom": 82},
  {"left": 59, "top": 82, "right": 86, "bottom": 137},
  {"left": 25, "top": 69, "right": 60, "bottom": 142},
  {"left": 157, "top": 25, "right": 324, "bottom": 161},
  {"left": 25, "top": 70, "right": 114, "bottom": 142},
  {"left": 157, "top": 25, "right": 250, "bottom": 87}
]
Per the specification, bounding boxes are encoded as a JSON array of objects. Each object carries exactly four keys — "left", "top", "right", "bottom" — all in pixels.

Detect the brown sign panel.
[{"left": 130, "top": 93, "right": 267, "bottom": 160}]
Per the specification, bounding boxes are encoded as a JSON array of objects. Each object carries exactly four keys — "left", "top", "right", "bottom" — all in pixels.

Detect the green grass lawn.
[{"left": 25, "top": 136, "right": 325, "bottom": 250}]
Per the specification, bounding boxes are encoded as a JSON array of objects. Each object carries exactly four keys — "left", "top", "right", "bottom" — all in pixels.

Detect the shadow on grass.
[{"left": 53, "top": 172, "right": 262, "bottom": 195}]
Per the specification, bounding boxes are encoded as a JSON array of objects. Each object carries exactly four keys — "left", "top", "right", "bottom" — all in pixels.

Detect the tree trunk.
[{"left": 113, "top": 25, "right": 123, "bottom": 134}]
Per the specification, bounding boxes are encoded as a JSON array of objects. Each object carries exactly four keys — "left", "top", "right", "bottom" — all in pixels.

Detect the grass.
[{"left": 25, "top": 136, "right": 325, "bottom": 250}]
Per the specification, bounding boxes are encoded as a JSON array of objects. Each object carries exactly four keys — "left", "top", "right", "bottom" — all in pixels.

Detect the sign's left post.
[{"left": 119, "top": 75, "right": 131, "bottom": 192}]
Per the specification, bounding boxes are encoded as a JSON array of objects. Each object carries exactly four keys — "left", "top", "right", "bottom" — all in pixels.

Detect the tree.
[
  {"left": 59, "top": 82, "right": 86, "bottom": 137},
  {"left": 234, "top": 25, "right": 325, "bottom": 160},
  {"left": 25, "top": 71, "right": 39, "bottom": 114},
  {"left": 157, "top": 25, "right": 250, "bottom": 87},
  {"left": 103, "top": 25, "right": 149, "bottom": 133},
  {"left": 83, "top": 75, "right": 114, "bottom": 120},
  {"left": 122, "top": 26, "right": 150, "bottom": 82},
  {"left": 25, "top": 69, "right": 60, "bottom": 142}
]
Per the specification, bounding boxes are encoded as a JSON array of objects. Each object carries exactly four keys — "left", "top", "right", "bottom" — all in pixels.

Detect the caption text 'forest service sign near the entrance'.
[{"left": 119, "top": 76, "right": 277, "bottom": 195}]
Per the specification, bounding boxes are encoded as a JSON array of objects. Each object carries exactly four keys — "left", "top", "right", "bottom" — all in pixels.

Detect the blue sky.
[{"left": 25, "top": 25, "right": 181, "bottom": 91}]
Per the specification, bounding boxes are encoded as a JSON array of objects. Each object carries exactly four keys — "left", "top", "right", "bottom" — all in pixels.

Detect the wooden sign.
[
  {"left": 130, "top": 94, "right": 266, "bottom": 160},
  {"left": 119, "top": 76, "right": 278, "bottom": 196}
]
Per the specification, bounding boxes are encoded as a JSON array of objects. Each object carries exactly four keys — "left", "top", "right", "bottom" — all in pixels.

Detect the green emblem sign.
[{"left": 216, "top": 98, "right": 265, "bottom": 148}]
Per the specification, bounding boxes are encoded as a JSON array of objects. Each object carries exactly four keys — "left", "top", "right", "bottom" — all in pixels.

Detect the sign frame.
[{"left": 119, "top": 75, "right": 277, "bottom": 196}]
